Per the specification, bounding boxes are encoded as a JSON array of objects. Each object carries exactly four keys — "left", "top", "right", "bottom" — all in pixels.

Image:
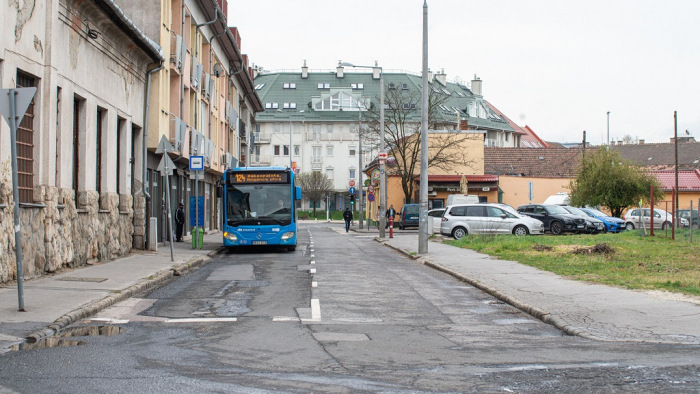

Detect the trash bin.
[{"left": 191, "top": 227, "right": 204, "bottom": 249}]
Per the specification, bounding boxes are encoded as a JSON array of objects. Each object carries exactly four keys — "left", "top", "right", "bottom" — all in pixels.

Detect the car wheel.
[
  {"left": 601, "top": 225, "right": 608, "bottom": 233},
  {"left": 661, "top": 221, "right": 671, "bottom": 230},
  {"left": 550, "top": 221, "right": 563, "bottom": 235},
  {"left": 452, "top": 226, "right": 467, "bottom": 239},
  {"left": 512, "top": 225, "right": 529, "bottom": 236},
  {"left": 625, "top": 222, "right": 635, "bottom": 231}
]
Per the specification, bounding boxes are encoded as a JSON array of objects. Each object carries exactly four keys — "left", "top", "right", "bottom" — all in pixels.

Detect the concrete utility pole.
[
  {"left": 674, "top": 111, "right": 679, "bottom": 227},
  {"left": 418, "top": 0, "right": 429, "bottom": 254}
]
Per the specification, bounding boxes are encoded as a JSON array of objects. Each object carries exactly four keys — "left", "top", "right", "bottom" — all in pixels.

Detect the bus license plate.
[{"left": 252, "top": 241, "right": 267, "bottom": 245}]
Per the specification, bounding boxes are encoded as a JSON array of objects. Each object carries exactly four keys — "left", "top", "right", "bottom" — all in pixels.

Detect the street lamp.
[
  {"left": 341, "top": 61, "right": 386, "bottom": 237},
  {"left": 607, "top": 111, "right": 610, "bottom": 146}
]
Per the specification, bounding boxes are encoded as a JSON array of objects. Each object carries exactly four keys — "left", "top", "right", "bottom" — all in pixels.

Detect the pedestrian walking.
[
  {"left": 343, "top": 207, "right": 353, "bottom": 233},
  {"left": 175, "top": 203, "right": 185, "bottom": 242}
]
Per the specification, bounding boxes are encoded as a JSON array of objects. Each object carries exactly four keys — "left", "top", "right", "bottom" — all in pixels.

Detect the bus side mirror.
[{"left": 295, "top": 186, "right": 302, "bottom": 200}]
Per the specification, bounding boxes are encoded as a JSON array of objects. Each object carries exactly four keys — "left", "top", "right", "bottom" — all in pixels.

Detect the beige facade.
[{"left": 498, "top": 176, "right": 571, "bottom": 208}]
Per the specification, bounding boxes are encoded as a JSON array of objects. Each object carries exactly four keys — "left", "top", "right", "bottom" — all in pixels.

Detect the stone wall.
[{"left": 0, "top": 183, "right": 138, "bottom": 284}]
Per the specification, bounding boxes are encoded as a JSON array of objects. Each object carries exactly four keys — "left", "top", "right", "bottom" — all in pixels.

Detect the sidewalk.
[
  {"left": 379, "top": 233, "right": 700, "bottom": 344},
  {"left": 0, "top": 232, "right": 224, "bottom": 350}
]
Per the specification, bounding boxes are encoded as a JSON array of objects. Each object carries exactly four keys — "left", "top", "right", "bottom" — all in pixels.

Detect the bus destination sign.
[{"left": 228, "top": 171, "right": 289, "bottom": 184}]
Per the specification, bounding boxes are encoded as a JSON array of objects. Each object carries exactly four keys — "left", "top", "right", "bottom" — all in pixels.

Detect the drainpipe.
[{"left": 143, "top": 62, "right": 164, "bottom": 248}]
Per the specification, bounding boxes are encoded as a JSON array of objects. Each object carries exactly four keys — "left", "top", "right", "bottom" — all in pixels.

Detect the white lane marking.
[
  {"left": 310, "top": 260, "right": 315, "bottom": 264},
  {"left": 164, "top": 318, "right": 238, "bottom": 323},
  {"left": 312, "top": 281, "right": 317, "bottom": 287},
  {"left": 311, "top": 299, "right": 321, "bottom": 320},
  {"left": 272, "top": 316, "right": 300, "bottom": 322},
  {"left": 310, "top": 268, "right": 316, "bottom": 274},
  {"left": 86, "top": 318, "right": 131, "bottom": 324}
]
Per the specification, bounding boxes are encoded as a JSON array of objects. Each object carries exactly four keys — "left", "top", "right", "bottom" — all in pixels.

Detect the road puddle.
[
  {"left": 56, "top": 325, "right": 125, "bottom": 337},
  {"left": 10, "top": 338, "right": 85, "bottom": 351}
]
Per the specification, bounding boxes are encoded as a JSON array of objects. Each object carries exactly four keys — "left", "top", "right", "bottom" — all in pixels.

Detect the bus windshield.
[{"left": 226, "top": 184, "right": 291, "bottom": 227}]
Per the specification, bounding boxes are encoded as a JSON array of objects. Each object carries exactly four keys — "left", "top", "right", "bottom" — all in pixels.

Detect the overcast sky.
[{"left": 228, "top": 0, "right": 699, "bottom": 145}]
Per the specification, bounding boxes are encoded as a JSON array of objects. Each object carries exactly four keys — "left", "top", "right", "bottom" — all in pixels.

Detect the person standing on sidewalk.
[
  {"left": 386, "top": 204, "right": 396, "bottom": 229},
  {"left": 343, "top": 208, "right": 353, "bottom": 233},
  {"left": 175, "top": 203, "right": 185, "bottom": 242}
]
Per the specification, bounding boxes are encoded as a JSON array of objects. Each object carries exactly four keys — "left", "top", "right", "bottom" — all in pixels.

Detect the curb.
[
  {"left": 375, "top": 238, "right": 603, "bottom": 341},
  {"left": 25, "top": 247, "right": 224, "bottom": 343}
]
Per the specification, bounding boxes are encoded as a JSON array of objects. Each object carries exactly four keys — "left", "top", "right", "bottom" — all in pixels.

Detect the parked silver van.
[{"left": 440, "top": 203, "right": 544, "bottom": 239}]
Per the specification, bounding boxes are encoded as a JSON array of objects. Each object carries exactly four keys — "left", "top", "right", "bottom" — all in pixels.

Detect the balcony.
[
  {"left": 251, "top": 154, "right": 272, "bottom": 166},
  {"left": 311, "top": 156, "right": 322, "bottom": 170},
  {"left": 255, "top": 132, "right": 271, "bottom": 143}
]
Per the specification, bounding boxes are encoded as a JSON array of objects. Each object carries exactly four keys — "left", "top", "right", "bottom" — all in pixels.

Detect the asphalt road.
[{"left": 0, "top": 222, "right": 698, "bottom": 392}]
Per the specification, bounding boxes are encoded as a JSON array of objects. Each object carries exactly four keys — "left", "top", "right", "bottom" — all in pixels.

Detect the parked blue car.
[{"left": 580, "top": 208, "right": 626, "bottom": 233}]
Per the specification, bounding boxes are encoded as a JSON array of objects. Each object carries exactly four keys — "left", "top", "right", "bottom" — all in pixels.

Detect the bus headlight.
[
  {"left": 224, "top": 232, "right": 238, "bottom": 242},
  {"left": 281, "top": 232, "right": 295, "bottom": 240}
]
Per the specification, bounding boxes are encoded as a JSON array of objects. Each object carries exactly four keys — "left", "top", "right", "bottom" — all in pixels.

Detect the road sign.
[
  {"left": 368, "top": 185, "right": 374, "bottom": 193},
  {"left": 368, "top": 193, "right": 375, "bottom": 202},
  {"left": 156, "top": 153, "right": 176, "bottom": 176},
  {"left": 155, "top": 135, "right": 175, "bottom": 154},
  {"left": 378, "top": 151, "right": 388, "bottom": 160},
  {"left": 0, "top": 88, "right": 36, "bottom": 126},
  {"left": 349, "top": 180, "right": 356, "bottom": 187},
  {"left": 371, "top": 169, "right": 380, "bottom": 182},
  {"left": 190, "top": 155, "right": 204, "bottom": 171},
  {"left": 349, "top": 187, "right": 356, "bottom": 194},
  {"left": 364, "top": 179, "right": 370, "bottom": 187}
]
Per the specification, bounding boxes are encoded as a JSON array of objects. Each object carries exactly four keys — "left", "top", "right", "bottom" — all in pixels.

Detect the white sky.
[{"left": 228, "top": 0, "right": 700, "bottom": 145}]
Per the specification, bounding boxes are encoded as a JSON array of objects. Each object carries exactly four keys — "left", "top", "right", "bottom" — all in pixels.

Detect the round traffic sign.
[
  {"left": 349, "top": 187, "right": 356, "bottom": 194},
  {"left": 349, "top": 180, "right": 356, "bottom": 187},
  {"left": 368, "top": 185, "right": 374, "bottom": 193},
  {"left": 367, "top": 193, "right": 375, "bottom": 202}
]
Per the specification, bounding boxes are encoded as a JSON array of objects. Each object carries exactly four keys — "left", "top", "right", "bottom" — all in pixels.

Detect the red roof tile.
[
  {"left": 651, "top": 170, "right": 700, "bottom": 191},
  {"left": 485, "top": 147, "right": 583, "bottom": 177}
]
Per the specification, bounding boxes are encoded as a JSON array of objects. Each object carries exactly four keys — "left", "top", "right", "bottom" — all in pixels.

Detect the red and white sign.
[
  {"left": 378, "top": 152, "right": 388, "bottom": 160},
  {"left": 349, "top": 180, "right": 356, "bottom": 187},
  {"left": 368, "top": 185, "right": 374, "bottom": 193}
]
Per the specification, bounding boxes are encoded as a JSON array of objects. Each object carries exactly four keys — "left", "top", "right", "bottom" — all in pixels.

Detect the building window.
[
  {"left": 294, "top": 145, "right": 300, "bottom": 155},
  {"left": 283, "top": 102, "right": 290, "bottom": 109},
  {"left": 265, "top": 103, "right": 272, "bottom": 109},
  {"left": 274, "top": 145, "right": 280, "bottom": 155},
  {"left": 327, "top": 124, "right": 333, "bottom": 134},
  {"left": 15, "top": 71, "right": 36, "bottom": 203},
  {"left": 401, "top": 83, "right": 409, "bottom": 90},
  {"left": 73, "top": 97, "right": 84, "bottom": 203},
  {"left": 313, "top": 124, "right": 321, "bottom": 141},
  {"left": 349, "top": 147, "right": 356, "bottom": 156},
  {"left": 388, "top": 82, "right": 396, "bottom": 90},
  {"left": 116, "top": 117, "right": 124, "bottom": 194},
  {"left": 274, "top": 123, "right": 281, "bottom": 133},
  {"left": 272, "top": 102, "right": 279, "bottom": 109},
  {"left": 283, "top": 82, "right": 296, "bottom": 89},
  {"left": 351, "top": 83, "right": 364, "bottom": 90},
  {"left": 96, "top": 108, "right": 105, "bottom": 197},
  {"left": 326, "top": 146, "right": 333, "bottom": 156},
  {"left": 317, "top": 83, "right": 330, "bottom": 89},
  {"left": 349, "top": 168, "right": 356, "bottom": 179},
  {"left": 283, "top": 145, "right": 289, "bottom": 155},
  {"left": 326, "top": 168, "right": 334, "bottom": 179}
]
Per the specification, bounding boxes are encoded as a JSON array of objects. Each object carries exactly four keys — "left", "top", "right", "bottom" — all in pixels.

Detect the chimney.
[
  {"left": 372, "top": 60, "right": 381, "bottom": 80},
  {"left": 610, "top": 140, "right": 616, "bottom": 146},
  {"left": 638, "top": 139, "right": 645, "bottom": 145},
  {"left": 428, "top": 69, "right": 434, "bottom": 83},
  {"left": 459, "top": 119, "right": 469, "bottom": 130},
  {"left": 435, "top": 68, "right": 447, "bottom": 86},
  {"left": 471, "top": 74, "right": 482, "bottom": 96},
  {"left": 301, "top": 60, "right": 308, "bottom": 79},
  {"left": 336, "top": 60, "right": 344, "bottom": 78}
]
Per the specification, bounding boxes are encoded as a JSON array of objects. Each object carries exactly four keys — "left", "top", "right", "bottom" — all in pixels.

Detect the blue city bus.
[{"left": 222, "top": 167, "right": 301, "bottom": 251}]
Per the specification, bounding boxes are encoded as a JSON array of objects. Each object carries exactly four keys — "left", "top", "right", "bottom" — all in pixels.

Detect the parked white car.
[
  {"left": 427, "top": 208, "right": 445, "bottom": 233},
  {"left": 623, "top": 208, "right": 689, "bottom": 230},
  {"left": 440, "top": 203, "right": 544, "bottom": 239}
]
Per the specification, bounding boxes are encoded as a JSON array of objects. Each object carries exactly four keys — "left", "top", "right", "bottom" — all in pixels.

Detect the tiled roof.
[
  {"left": 484, "top": 147, "right": 583, "bottom": 177},
  {"left": 651, "top": 170, "right": 700, "bottom": 191},
  {"left": 485, "top": 102, "right": 549, "bottom": 148},
  {"left": 253, "top": 70, "right": 514, "bottom": 132},
  {"left": 612, "top": 142, "right": 700, "bottom": 171},
  {"left": 417, "top": 174, "right": 499, "bottom": 183}
]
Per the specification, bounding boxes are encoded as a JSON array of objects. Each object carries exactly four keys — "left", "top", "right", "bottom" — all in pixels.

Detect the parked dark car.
[
  {"left": 561, "top": 206, "right": 606, "bottom": 234},
  {"left": 580, "top": 207, "right": 626, "bottom": 233},
  {"left": 399, "top": 204, "right": 420, "bottom": 230},
  {"left": 517, "top": 204, "right": 587, "bottom": 235},
  {"left": 678, "top": 209, "right": 700, "bottom": 228}
]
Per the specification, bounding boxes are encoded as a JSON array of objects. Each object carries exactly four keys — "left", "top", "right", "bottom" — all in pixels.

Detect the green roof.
[{"left": 253, "top": 70, "right": 514, "bottom": 132}]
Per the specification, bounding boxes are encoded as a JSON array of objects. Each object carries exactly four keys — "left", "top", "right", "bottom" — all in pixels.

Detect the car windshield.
[
  {"left": 546, "top": 205, "right": 569, "bottom": 215},
  {"left": 587, "top": 208, "right": 609, "bottom": 217},
  {"left": 499, "top": 205, "right": 521, "bottom": 217},
  {"left": 563, "top": 206, "right": 587, "bottom": 216}
]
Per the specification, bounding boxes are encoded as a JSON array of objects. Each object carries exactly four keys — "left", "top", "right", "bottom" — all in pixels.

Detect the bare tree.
[
  {"left": 364, "top": 84, "right": 478, "bottom": 203},
  {"left": 296, "top": 171, "right": 334, "bottom": 217}
]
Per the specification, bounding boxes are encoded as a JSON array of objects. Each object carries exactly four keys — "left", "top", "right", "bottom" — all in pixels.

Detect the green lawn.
[{"left": 445, "top": 230, "right": 700, "bottom": 296}]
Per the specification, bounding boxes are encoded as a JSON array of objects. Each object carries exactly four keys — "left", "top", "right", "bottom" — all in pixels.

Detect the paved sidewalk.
[
  {"left": 378, "top": 232, "right": 700, "bottom": 344},
  {"left": 0, "top": 232, "right": 224, "bottom": 350}
]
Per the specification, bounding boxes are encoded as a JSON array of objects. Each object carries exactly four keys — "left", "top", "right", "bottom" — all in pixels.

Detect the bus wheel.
[{"left": 287, "top": 246, "right": 296, "bottom": 252}]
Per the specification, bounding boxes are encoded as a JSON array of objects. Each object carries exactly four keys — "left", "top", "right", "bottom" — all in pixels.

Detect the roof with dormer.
[{"left": 253, "top": 67, "right": 514, "bottom": 132}]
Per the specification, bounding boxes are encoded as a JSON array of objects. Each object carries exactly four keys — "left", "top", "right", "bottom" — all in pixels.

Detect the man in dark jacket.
[
  {"left": 343, "top": 208, "right": 353, "bottom": 233},
  {"left": 175, "top": 203, "right": 185, "bottom": 242}
]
